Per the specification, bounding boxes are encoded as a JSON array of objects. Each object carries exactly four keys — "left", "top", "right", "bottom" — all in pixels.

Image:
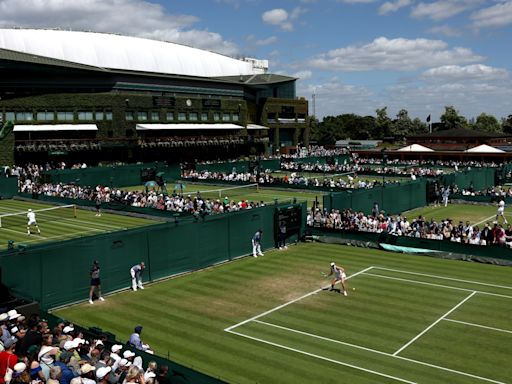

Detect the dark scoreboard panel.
[{"left": 275, "top": 204, "right": 302, "bottom": 240}]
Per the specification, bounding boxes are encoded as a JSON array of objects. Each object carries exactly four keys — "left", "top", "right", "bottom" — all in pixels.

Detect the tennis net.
[
  {"left": 193, "top": 183, "right": 259, "bottom": 200},
  {"left": 0, "top": 205, "right": 77, "bottom": 229}
]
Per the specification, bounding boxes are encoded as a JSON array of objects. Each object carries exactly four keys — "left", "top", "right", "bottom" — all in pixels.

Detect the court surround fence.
[
  {"left": 0, "top": 201, "right": 306, "bottom": 310},
  {"left": 0, "top": 177, "right": 17, "bottom": 199}
]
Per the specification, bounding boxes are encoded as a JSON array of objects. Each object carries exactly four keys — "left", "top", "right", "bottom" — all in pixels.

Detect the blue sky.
[{"left": 0, "top": 0, "right": 511, "bottom": 122}]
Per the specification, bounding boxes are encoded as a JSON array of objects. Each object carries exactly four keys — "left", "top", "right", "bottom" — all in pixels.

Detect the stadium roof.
[
  {"left": 408, "top": 128, "right": 512, "bottom": 139},
  {"left": 13, "top": 124, "right": 98, "bottom": 132},
  {"left": 0, "top": 29, "right": 267, "bottom": 78}
]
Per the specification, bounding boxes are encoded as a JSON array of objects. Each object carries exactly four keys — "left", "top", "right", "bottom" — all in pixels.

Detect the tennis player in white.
[
  {"left": 497, "top": 200, "right": 508, "bottom": 224},
  {"left": 27, "top": 209, "right": 41, "bottom": 235},
  {"left": 327, "top": 262, "right": 348, "bottom": 296}
]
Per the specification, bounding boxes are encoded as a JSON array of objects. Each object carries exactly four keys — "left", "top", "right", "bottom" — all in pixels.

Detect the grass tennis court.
[
  {"left": 54, "top": 243, "right": 512, "bottom": 384},
  {"left": 125, "top": 182, "right": 326, "bottom": 207},
  {"left": 0, "top": 199, "right": 161, "bottom": 249},
  {"left": 403, "top": 203, "right": 511, "bottom": 227}
]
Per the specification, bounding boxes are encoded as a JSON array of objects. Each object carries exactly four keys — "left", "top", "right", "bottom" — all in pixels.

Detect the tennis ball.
[{"left": 352, "top": 287, "right": 356, "bottom": 291}]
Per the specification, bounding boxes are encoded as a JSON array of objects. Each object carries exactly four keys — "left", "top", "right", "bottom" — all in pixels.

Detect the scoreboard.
[{"left": 274, "top": 204, "right": 302, "bottom": 243}]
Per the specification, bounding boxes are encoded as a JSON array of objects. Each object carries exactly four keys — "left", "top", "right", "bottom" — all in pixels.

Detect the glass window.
[
  {"left": 200, "top": 112, "right": 208, "bottom": 121},
  {"left": 5, "top": 112, "right": 15, "bottom": 121},
  {"left": 57, "top": 112, "right": 73, "bottom": 121},
  {"left": 166, "top": 112, "right": 174, "bottom": 121},
  {"left": 151, "top": 111, "right": 160, "bottom": 121},
  {"left": 125, "top": 112, "right": 134, "bottom": 121},
  {"left": 16, "top": 112, "right": 34, "bottom": 121},
  {"left": 36, "top": 111, "right": 54, "bottom": 121},
  {"left": 232, "top": 113, "right": 239, "bottom": 122},
  {"left": 95, "top": 111, "right": 104, "bottom": 120},
  {"left": 222, "top": 113, "right": 230, "bottom": 121},
  {"left": 213, "top": 112, "right": 220, "bottom": 121},
  {"left": 105, "top": 111, "right": 113, "bottom": 121},
  {"left": 78, "top": 111, "right": 93, "bottom": 120},
  {"left": 189, "top": 112, "right": 198, "bottom": 121},
  {"left": 178, "top": 112, "right": 187, "bottom": 121},
  {"left": 137, "top": 111, "right": 148, "bottom": 121}
]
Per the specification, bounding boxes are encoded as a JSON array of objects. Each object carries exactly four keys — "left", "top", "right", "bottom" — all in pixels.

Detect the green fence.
[
  {"left": 0, "top": 201, "right": 306, "bottom": 310},
  {"left": 45, "top": 162, "right": 181, "bottom": 188},
  {"left": 196, "top": 160, "right": 250, "bottom": 173},
  {"left": 323, "top": 180, "right": 427, "bottom": 215},
  {"left": 0, "top": 177, "right": 17, "bottom": 198},
  {"left": 437, "top": 167, "right": 496, "bottom": 190}
]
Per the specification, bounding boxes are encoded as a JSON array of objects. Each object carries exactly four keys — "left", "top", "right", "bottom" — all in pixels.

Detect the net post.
[
  {"left": 73, "top": 205, "right": 77, "bottom": 218},
  {"left": 256, "top": 183, "right": 259, "bottom": 193}
]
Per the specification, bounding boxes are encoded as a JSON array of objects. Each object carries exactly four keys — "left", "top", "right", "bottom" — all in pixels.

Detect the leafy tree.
[
  {"left": 502, "top": 115, "right": 512, "bottom": 134},
  {"left": 375, "top": 107, "right": 392, "bottom": 138},
  {"left": 391, "top": 109, "right": 414, "bottom": 138},
  {"left": 411, "top": 118, "right": 429, "bottom": 135},
  {"left": 473, "top": 113, "right": 501, "bottom": 132},
  {"left": 439, "top": 106, "right": 468, "bottom": 130}
]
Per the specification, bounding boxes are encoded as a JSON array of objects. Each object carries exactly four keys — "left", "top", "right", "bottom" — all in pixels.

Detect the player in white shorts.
[
  {"left": 26, "top": 209, "right": 41, "bottom": 235},
  {"left": 327, "top": 262, "right": 348, "bottom": 296},
  {"left": 496, "top": 200, "right": 508, "bottom": 224}
]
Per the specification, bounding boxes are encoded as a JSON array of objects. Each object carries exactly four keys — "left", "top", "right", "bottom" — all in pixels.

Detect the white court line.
[
  {"left": 393, "top": 291, "right": 477, "bottom": 356},
  {"left": 224, "top": 266, "right": 374, "bottom": 332},
  {"left": 253, "top": 320, "right": 506, "bottom": 384},
  {"left": 0, "top": 227, "right": 47, "bottom": 239},
  {"left": 226, "top": 329, "right": 416, "bottom": 384},
  {"left": 363, "top": 272, "right": 512, "bottom": 300},
  {"left": 21, "top": 229, "right": 101, "bottom": 244},
  {"left": 375, "top": 266, "right": 512, "bottom": 291},
  {"left": 443, "top": 318, "right": 512, "bottom": 335},
  {"left": 473, "top": 215, "right": 497, "bottom": 227}
]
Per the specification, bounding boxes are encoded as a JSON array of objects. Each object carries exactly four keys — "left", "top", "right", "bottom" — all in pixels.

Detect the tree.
[
  {"left": 375, "top": 107, "right": 392, "bottom": 138},
  {"left": 391, "top": 109, "right": 414, "bottom": 138},
  {"left": 473, "top": 113, "right": 501, "bottom": 132},
  {"left": 439, "top": 106, "right": 468, "bottom": 131},
  {"left": 502, "top": 115, "right": 512, "bottom": 134},
  {"left": 411, "top": 118, "right": 429, "bottom": 135}
]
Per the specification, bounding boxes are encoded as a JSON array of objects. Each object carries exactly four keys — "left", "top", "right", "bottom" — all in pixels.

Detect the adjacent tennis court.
[{"left": 0, "top": 199, "right": 161, "bottom": 249}]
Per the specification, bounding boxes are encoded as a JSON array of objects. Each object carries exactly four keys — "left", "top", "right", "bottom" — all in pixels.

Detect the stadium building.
[{"left": 0, "top": 29, "right": 309, "bottom": 165}]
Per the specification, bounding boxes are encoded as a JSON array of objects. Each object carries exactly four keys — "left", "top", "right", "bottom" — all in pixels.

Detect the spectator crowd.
[
  {"left": 0, "top": 311, "right": 172, "bottom": 384},
  {"left": 308, "top": 208, "right": 511, "bottom": 247}
]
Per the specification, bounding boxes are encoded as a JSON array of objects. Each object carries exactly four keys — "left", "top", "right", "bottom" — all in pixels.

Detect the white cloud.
[
  {"left": 471, "top": 1, "right": 512, "bottom": 29},
  {"left": 262, "top": 8, "right": 289, "bottom": 24},
  {"left": 379, "top": 0, "right": 411, "bottom": 15},
  {"left": 293, "top": 70, "right": 313, "bottom": 80},
  {"left": 411, "top": 0, "right": 483, "bottom": 21},
  {"left": 254, "top": 36, "right": 278, "bottom": 46},
  {"left": 261, "top": 7, "right": 306, "bottom": 31},
  {"left": 308, "top": 37, "right": 484, "bottom": 72},
  {"left": 0, "top": 0, "right": 240, "bottom": 55},
  {"left": 427, "top": 25, "right": 462, "bottom": 37},
  {"left": 421, "top": 64, "right": 509, "bottom": 82}
]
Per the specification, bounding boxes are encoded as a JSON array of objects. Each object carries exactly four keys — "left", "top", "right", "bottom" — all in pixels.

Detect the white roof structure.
[
  {"left": 247, "top": 124, "right": 269, "bottom": 130},
  {"left": 397, "top": 144, "right": 434, "bottom": 152},
  {"left": 464, "top": 144, "right": 504, "bottom": 153},
  {"left": 0, "top": 29, "right": 267, "bottom": 78},
  {"left": 13, "top": 124, "right": 97, "bottom": 132},
  {"left": 136, "top": 123, "right": 243, "bottom": 130}
]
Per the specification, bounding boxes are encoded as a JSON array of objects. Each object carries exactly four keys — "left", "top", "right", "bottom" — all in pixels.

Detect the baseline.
[{"left": 443, "top": 318, "right": 512, "bottom": 335}]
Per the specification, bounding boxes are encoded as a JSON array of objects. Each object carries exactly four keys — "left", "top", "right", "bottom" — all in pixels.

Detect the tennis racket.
[{"left": 320, "top": 272, "right": 327, "bottom": 277}]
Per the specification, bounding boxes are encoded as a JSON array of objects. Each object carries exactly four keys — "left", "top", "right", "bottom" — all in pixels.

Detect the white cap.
[
  {"left": 63, "top": 325, "right": 74, "bottom": 334},
  {"left": 330, "top": 262, "right": 335, "bottom": 267},
  {"left": 118, "top": 359, "right": 131, "bottom": 367},
  {"left": 96, "top": 366, "right": 112, "bottom": 379},
  {"left": 123, "top": 350, "right": 135, "bottom": 358},
  {"left": 7, "top": 310, "right": 20, "bottom": 320},
  {"left": 28, "top": 209, "right": 32, "bottom": 212},
  {"left": 63, "top": 340, "right": 79, "bottom": 350},
  {"left": 14, "top": 362, "right": 26, "bottom": 373},
  {"left": 111, "top": 344, "right": 123, "bottom": 353}
]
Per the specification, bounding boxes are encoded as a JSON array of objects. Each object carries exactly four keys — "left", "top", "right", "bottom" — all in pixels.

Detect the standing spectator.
[
  {"left": 89, "top": 261, "right": 104, "bottom": 304},
  {"left": 371, "top": 202, "right": 379, "bottom": 218},
  {"left": 130, "top": 262, "right": 145, "bottom": 291},
  {"left": 252, "top": 229, "right": 263, "bottom": 258},
  {"left": 442, "top": 187, "right": 450, "bottom": 207}
]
